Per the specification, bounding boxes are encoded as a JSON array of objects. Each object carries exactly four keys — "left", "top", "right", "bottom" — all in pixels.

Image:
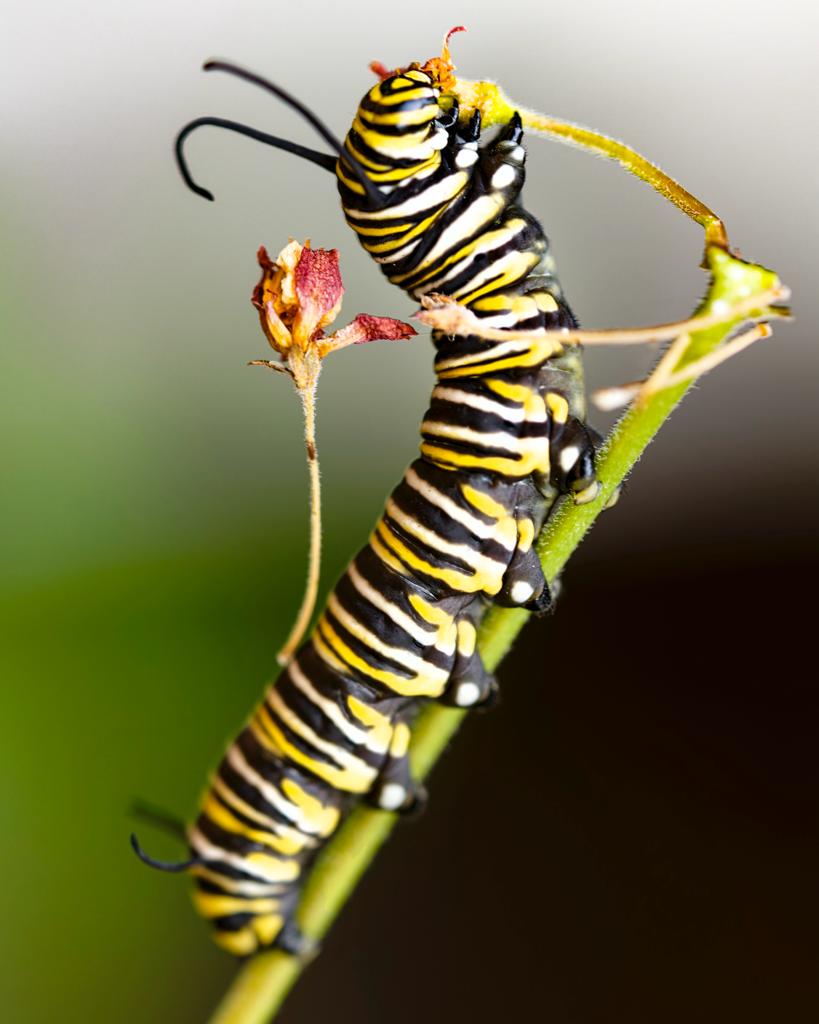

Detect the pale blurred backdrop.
[{"left": 1, "top": 1, "right": 817, "bottom": 1021}]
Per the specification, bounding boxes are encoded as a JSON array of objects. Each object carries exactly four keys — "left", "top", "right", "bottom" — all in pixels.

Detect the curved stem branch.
[
  {"left": 208, "top": 251, "right": 787, "bottom": 1024},
  {"left": 451, "top": 78, "right": 728, "bottom": 255}
]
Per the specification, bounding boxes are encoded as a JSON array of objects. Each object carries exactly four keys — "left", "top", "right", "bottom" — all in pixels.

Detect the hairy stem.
[
  {"left": 451, "top": 78, "right": 728, "bottom": 254},
  {"left": 208, "top": 250, "right": 786, "bottom": 1024},
  {"left": 277, "top": 375, "right": 322, "bottom": 665}
]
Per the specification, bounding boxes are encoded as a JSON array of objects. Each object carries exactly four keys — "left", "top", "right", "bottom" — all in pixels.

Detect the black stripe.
[
  {"left": 319, "top": 608, "right": 416, "bottom": 680},
  {"left": 391, "top": 478, "right": 512, "bottom": 565},
  {"left": 380, "top": 512, "right": 477, "bottom": 577},
  {"left": 261, "top": 698, "right": 347, "bottom": 773},
  {"left": 420, "top": 432, "right": 524, "bottom": 463},
  {"left": 274, "top": 672, "right": 384, "bottom": 770},
  {"left": 217, "top": 758, "right": 301, "bottom": 832},
  {"left": 236, "top": 729, "right": 342, "bottom": 811},
  {"left": 425, "top": 398, "right": 550, "bottom": 440}
]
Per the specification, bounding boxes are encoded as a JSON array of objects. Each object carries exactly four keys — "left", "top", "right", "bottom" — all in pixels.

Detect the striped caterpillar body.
[{"left": 166, "top": 59, "right": 602, "bottom": 958}]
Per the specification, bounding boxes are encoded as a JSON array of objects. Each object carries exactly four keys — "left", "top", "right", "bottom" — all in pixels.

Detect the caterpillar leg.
[
  {"left": 368, "top": 721, "right": 427, "bottom": 813},
  {"left": 277, "top": 910, "right": 318, "bottom": 960},
  {"left": 441, "top": 614, "right": 498, "bottom": 709},
  {"left": 494, "top": 509, "right": 551, "bottom": 613},
  {"left": 550, "top": 414, "right": 600, "bottom": 505},
  {"left": 577, "top": 424, "right": 622, "bottom": 510}
]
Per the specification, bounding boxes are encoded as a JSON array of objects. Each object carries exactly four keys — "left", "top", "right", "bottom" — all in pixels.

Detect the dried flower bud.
[{"left": 252, "top": 241, "right": 413, "bottom": 365}]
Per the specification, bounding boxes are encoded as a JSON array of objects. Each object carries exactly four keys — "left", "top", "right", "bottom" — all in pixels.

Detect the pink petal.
[{"left": 294, "top": 247, "right": 344, "bottom": 330}]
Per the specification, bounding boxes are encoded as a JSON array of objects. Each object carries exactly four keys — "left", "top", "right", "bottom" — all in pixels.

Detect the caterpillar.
[{"left": 138, "top": 39, "right": 604, "bottom": 958}]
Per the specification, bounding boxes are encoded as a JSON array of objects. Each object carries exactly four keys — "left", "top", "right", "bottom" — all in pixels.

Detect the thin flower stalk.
[{"left": 249, "top": 241, "right": 414, "bottom": 664}]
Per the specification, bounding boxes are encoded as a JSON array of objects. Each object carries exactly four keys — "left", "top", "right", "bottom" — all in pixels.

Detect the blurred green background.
[{"left": 2, "top": 1, "right": 817, "bottom": 1021}]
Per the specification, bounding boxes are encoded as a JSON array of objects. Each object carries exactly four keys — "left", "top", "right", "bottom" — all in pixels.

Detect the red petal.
[
  {"left": 326, "top": 314, "right": 415, "bottom": 353},
  {"left": 294, "top": 247, "right": 343, "bottom": 318},
  {"left": 350, "top": 314, "right": 416, "bottom": 342}
]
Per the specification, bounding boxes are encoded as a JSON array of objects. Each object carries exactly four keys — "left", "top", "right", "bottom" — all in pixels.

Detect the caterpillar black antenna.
[
  {"left": 130, "top": 832, "right": 202, "bottom": 873},
  {"left": 130, "top": 797, "right": 188, "bottom": 840},
  {"left": 175, "top": 117, "right": 337, "bottom": 200},
  {"left": 176, "top": 59, "right": 381, "bottom": 204}
]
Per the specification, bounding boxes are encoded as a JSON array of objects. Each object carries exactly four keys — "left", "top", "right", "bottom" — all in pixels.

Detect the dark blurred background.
[{"left": 2, "top": 2, "right": 817, "bottom": 1021}]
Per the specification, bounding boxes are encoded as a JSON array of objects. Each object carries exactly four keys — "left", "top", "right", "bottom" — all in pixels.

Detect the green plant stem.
[{"left": 208, "top": 249, "right": 785, "bottom": 1024}]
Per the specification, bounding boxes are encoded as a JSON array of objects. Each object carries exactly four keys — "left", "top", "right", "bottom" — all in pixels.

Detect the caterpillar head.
[{"left": 174, "top": 30, "right": 467, "bottom": 208}]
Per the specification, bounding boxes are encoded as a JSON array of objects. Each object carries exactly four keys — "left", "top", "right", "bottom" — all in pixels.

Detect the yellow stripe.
[
  {"left": 201, "top": 793, "right": 283, "bottom": 853},
  {"left": 353, "top": 118, "right": 437, "bottom": 157},
  {"left": 457, "top": 619, "right": 477, "bottom": 657},
  {"left": 193, "top": 891, "right": 282, "bottom": 920},
  {"left": 214, "top": 927, "right": 257, "bottom": 956},
  {"left": 327, "top": 592, "right": 443, "bottom": 678},
  {"left": 485, "top": 379, "right": 529, "bottom": 403},
  {"left": 408, "top": 592, "right": 455, "bottom": 628},
  {"left": 437, "top": 346, "right": 563, "bottom": 379},
  {"left": 375, "top": 521, "right": 495, "bottom": 595},
  {"left": 517, "top": 518, "right": 536, "bottom": 553},
  {"left": 460, "top": 483, "right": 508, "bottom": 521},
  {"left": 253, "top": 914, "right": 285, "bottom": 946},
  {"left": 358, "top": 105, "right": 437, "bottom": 127},
  {"left": 389, "top": 722, "right": 411, "bottom": 759},
  {"left": 454, "top": 251, "right": 540, "bottom": 305},
  {"left": 347, "top": 695, "right": 394, "bottom": 751},
  {"left": 349, "top": 219, "right": 414, "bottom": 238},
  {"left": 317, "top": 615, "right": 446, "bottom": 698},
  {"left": 389, "top": 219, "right": 528, "bottom": 290},
  {"left": 387, "top": 235, "right": 477, "bottom": 287},
  {"left": 344, "top": 137, "right": 391, "bottom": 172},
  {"left": 369, "top": 531, "right": 412, "bottom": 579},
  {"left": 359, "top": 210, "right": 441, "bottom": 254},
  {"left": 421, "top": 442, "right": 533, "bottom": 477},
  {"left": 546, "top": 391, "right": 569, "bottom": 424},
  {"left": 336, "top": 163, "right": 364, "bottom": 195},
  {"left": 369, "top": 83, "right": 434, "bottom": 106},
  {"left": 253, "top": 705, "right": 372, "bottom": 794},
  {"left": 210, "top": 776, "right": 311, "bottom": 854},
  {"left": 280, "top": 777, "right": 340, "bottom": 836},
  {"left": 266, "top": 693, "right": 376, "bottom": 788}
]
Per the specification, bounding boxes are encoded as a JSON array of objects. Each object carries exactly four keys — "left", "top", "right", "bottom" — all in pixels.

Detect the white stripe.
[
  {"left": 386, "top": 498, "right": 508, "bottom": 576},
  {"left": 435, "top": 337, "right": 535, "bottom": 370},
  {"left": 346, "top": 561, "right": 437, "bottom": 647},
  {"left": 266, "top": 689, "right": 378, "bottom": 780},
  {"left": 194, "top": 869, "right": 284, "bottom": 898},
  {"left": 351, "top": 126, "right": 441, "bottom": 164},
  {"left": 210, "top": 774, "right": 285, "bottom": 837},
  {"left": 374, "top": 238, "right": 421, "bottom": 264},
  {"left": 450, "top": 249, "right": 537, "bottom": 302},
  {"left": 343, "top": 171, "right": 467, "bottom": 220},
  {"left": 413, "top": 220, "right": 528, "bottom": 295},
  {"left": 431, "top": 386, "right": 529, "bottom": 424},
  {"left": 188, "top": 827, "right": 296, "bottom": 885},
  {"left": 226, "top": 745, "right": 316, "bottom": 837},
  {"left": 288, "top": 657, "right": 389, "bottom": 755},
  {"left": 404, "top": 465, "right": 515, "bottom": 546},
  {"left": 407, "top": 195, "right": 506, "bottom": 279},
  {"left": 327, "top": 592, "right": 449, "bottom": 683},
  {"left": 422, "top": 419, "right": 548, "bottom": 455}
]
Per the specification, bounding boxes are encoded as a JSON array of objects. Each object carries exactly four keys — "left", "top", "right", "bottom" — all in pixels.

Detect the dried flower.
[{"left": 250, "top": 240, "right": 414, "bottom": 665}]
